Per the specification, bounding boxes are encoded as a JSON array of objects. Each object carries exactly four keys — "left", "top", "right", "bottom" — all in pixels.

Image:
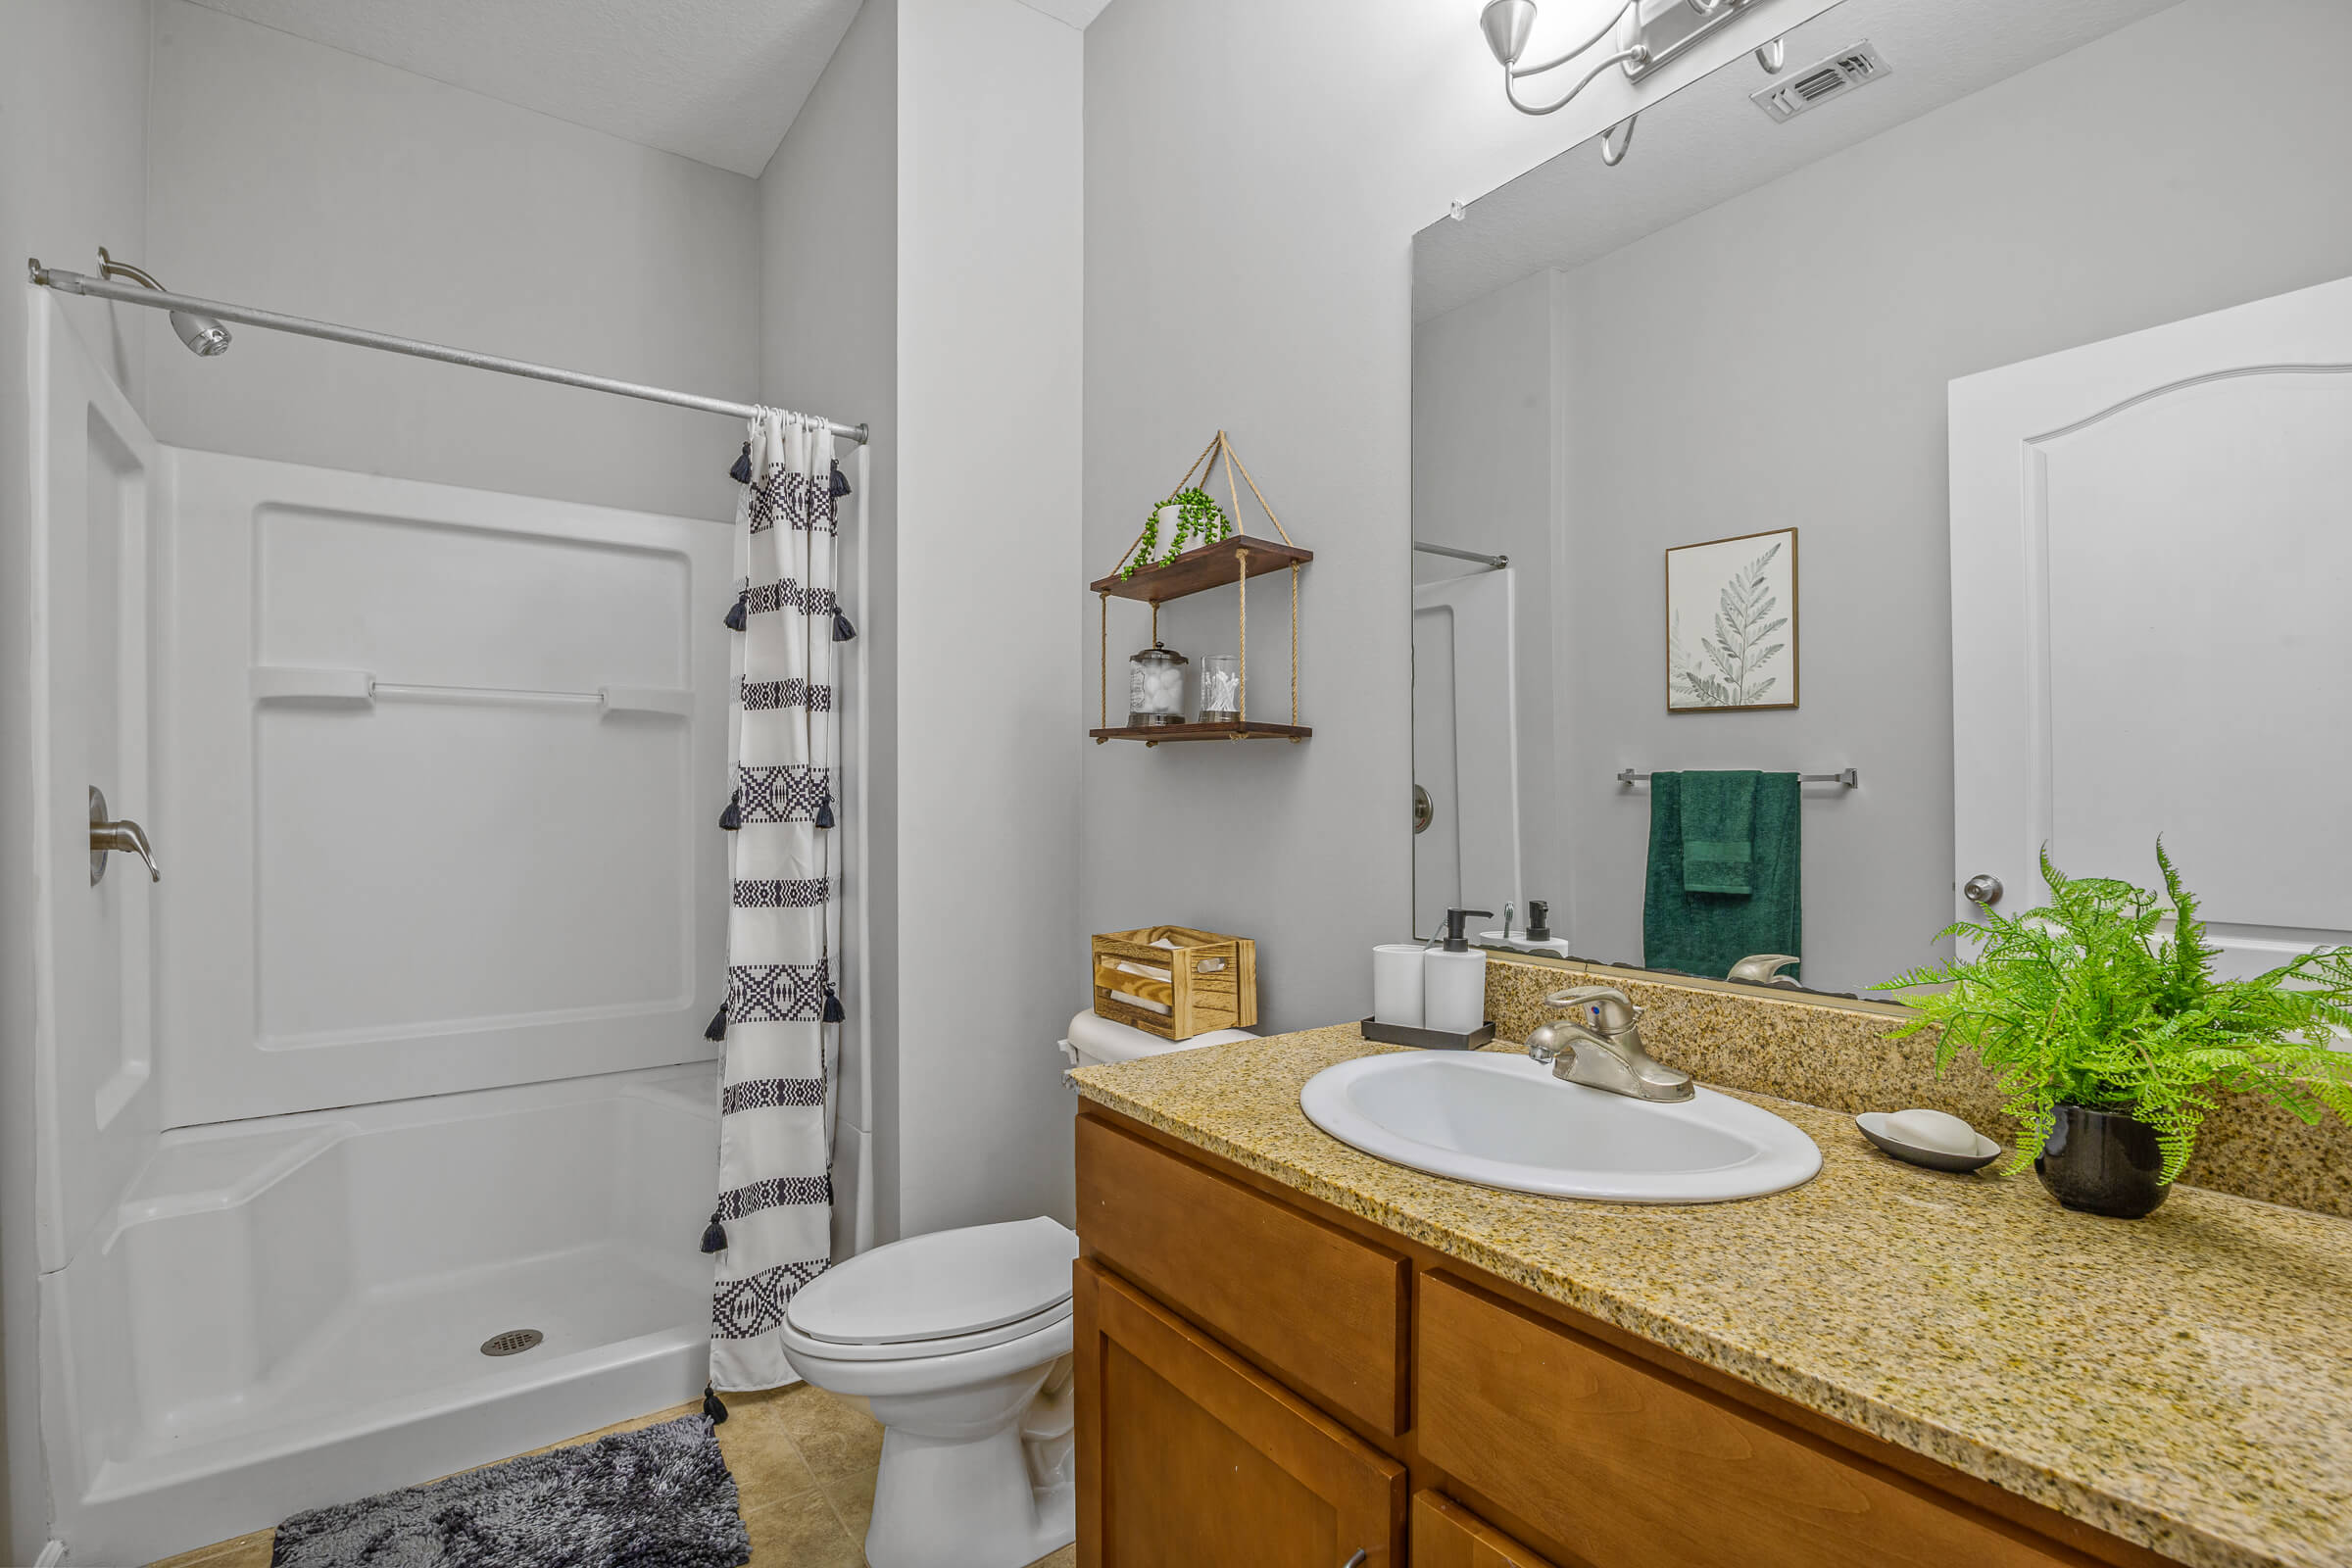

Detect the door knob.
[
  {"left": 1963, "top": 873, "right": 2002, "bottom": 906},
  {"left": 89, "top": 785, "right": 160, "bottom": 885},
  {"left": 1412, "top": 783, "right": 1433, "bottom": 835}
]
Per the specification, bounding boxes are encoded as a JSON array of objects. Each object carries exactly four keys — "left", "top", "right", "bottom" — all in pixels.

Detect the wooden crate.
[{"left": 1091, "top": 926, "right": 1258, "bottom": 1041}]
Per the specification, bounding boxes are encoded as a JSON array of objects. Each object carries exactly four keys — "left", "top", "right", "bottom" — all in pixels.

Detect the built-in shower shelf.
[{"left": 248, "top": 665, "right": 691, "bottom": 718}]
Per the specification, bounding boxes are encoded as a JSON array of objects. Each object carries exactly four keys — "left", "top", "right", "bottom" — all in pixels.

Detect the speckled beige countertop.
[{"left": 1070, "top": 1024, "right": 2352, "bottom": 1568}]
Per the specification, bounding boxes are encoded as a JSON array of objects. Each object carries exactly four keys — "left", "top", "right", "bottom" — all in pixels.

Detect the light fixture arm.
[
  {"left": 1502, "top": 46, "right": 1648, "bottom": 116},
  {"left": 1484, "top": 0, "right": 1786, "bottom": 140},
  {"left": 1506, "top": 0, "right": 1638, "bottom": 78}
]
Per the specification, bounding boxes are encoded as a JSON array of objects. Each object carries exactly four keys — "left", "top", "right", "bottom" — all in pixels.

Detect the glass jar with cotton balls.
[{"left": 1126, "top": 641, "right": 1189, "bottom": 727}]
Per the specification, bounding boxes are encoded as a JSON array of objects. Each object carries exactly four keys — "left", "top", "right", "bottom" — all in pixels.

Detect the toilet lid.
[{"left": 785, "top": 1216, "right": 1079, "bottom": 1346}]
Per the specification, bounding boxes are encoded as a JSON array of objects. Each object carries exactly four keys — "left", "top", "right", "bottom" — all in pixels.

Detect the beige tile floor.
[{"left": 149, "top": 1385, "right": 1078, "bottom": 1568}]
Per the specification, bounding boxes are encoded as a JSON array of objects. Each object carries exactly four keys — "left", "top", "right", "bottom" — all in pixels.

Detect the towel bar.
[{"left": 1617, "top": 767, "right": 1857, "bottom": 788}]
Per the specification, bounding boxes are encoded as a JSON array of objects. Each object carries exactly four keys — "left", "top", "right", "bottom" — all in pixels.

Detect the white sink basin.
[{"left": 1299, "top": 1051, "right": 1820, "bottom": 1203}]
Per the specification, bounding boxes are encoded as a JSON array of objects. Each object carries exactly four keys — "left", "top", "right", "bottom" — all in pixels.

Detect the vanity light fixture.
[{"left": 1481, "top": 0, "right": 1790, "bottom": 165}]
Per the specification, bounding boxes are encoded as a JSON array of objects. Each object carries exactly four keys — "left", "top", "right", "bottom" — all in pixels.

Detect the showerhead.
[
  {"left": 170, "top": 310, "right": 232, "bottom": 357},
  {"left": 95, "top": 247, "right": 231, "bottom": 357}
]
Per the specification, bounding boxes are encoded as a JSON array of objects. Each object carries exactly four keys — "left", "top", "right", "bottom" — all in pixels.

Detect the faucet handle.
[{"left": 1544, "top": 985, "right": 1640, "bottom": 1035}]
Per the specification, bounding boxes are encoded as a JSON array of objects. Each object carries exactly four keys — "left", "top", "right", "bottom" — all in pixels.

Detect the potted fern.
[{"left": 1882, "top": 845, "right": 2352, "bottom": 1218}]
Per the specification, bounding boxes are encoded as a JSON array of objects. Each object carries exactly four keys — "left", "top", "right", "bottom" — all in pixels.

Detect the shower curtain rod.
[
  {"left": 27, "top": 261, "right": 869, "bottom": 446},
  {"left": 1414, "top": 539, "right": 1509, "bottom": 569}
]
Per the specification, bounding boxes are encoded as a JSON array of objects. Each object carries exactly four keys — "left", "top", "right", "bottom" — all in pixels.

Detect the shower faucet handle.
[{"left": 89, "top": 785, "right": 159, "bottom": 885}]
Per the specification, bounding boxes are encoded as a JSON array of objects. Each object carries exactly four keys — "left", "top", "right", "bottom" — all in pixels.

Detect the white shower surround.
[
  {"left": 42, "top": 1065, "right": 718, "bottom": 1563},
  {"left": 25, "top": 310, "right": 815, "bottom": 1563}
]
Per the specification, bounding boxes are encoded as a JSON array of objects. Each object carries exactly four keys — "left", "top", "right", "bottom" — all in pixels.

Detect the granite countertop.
[{"left": 1069, "top": 1024, "right": 2352, "bottom": 1568}]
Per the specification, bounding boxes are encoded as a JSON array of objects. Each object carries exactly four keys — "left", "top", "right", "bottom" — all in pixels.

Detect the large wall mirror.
[{"left": 1410, "top": 0, "right": 2352, "bottom": 999}]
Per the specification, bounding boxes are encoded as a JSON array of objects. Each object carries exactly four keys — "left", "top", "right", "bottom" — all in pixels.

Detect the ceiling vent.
[{"left": 1751, "top": 41, "right": 1891, "bottom": 122}]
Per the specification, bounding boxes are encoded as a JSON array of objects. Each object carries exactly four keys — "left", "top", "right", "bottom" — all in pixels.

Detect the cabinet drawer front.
[
  {"left": 1413, "top": 1492, "right": 1559, "bottom": 1568},
  {"left": 1077, "top": 1261, "right": 1405, "bottom": 1567},
  {"left": 1077, "top": 1113, "right": 1409, "bottom": 1435},
  {"left": 1416, "top": 1274, "right": 2082, "bottom": 1568}
]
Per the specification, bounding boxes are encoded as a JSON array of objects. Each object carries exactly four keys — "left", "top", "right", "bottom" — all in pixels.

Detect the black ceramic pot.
[{"left": 2035, "top": 1103, "right": 2169, "bottom": 1218}]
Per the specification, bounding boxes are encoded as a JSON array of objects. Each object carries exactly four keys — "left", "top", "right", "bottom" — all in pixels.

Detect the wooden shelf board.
[
  {"left": 1091, "top": 535, "right": 1314, "bottom": 604},
  {"left": 1091, "top": 721, "right": 1311, "bottom": 744}
]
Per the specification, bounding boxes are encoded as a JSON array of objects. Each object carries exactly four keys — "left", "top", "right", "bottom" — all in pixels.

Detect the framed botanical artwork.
[{"left": 1665, "top": 527, "right": 1797, "bottom": 712}]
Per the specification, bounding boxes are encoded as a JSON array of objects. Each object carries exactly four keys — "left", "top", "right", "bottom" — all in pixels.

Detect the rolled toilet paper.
[{"left": 1371, "top": 944, "right": 1427, "bottom": 1028}]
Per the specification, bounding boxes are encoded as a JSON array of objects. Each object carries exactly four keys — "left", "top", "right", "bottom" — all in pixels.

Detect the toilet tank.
[{"left": 1059, "top": 1009, "right": 1256, "bottom": 1071}]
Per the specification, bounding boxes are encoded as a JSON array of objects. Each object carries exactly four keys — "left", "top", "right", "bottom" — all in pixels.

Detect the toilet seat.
[
  {"left": 780, "top": 1298, "right": 1071, "bottom": 1362},
  {"left": 784, "top": 1216, "right": 1077, "bottom": 1360}
]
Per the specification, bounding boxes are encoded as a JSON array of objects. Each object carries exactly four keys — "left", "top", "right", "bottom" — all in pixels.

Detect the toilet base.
[{"left": 860, "top": 1376, "right": 1076, "bottom": 1568}]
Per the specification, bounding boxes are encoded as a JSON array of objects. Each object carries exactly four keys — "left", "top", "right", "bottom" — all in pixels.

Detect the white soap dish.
[{"left": 1855, "top": 1109, "right": 2001, "bottom": 1173}]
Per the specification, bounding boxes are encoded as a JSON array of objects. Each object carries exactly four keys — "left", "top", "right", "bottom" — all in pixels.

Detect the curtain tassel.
[
  {"left": 831, "top": 607, "right": 857, "bottom": 643},
  {"left": 829, "top": 460, "right": 852, "bottom": 499},
  {"left": 813, "top": 793, "right": 834, "bottom": 830},
  {"left": 719, "top": 790, "right": 742, "bottom": 831},
  {"left": 729, "top": 443, "right": 753, "bottom": 486},
  {"left": 723, "top": 586, "right": 749, "bottom": 632},
  {"left": 700, "top": 1209, "right": 727, "bottom": 1253},
  {"left": 704, "top": 1002, "right": 729, "bottom": 1042},
  {"left": 703, "top": 1384, "right": 729, "bottom": 1425},
  {"left": 821, "top": 988, "right": 846, "bottom": 1025}
]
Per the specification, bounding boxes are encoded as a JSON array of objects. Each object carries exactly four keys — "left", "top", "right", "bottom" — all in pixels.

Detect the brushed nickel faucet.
[
  {"left": 1524, "top": 986, "right": 1693, "bottom": 1102},
  {"left": 1728, "top": 954, "right": 1801, "bottom": 987}
]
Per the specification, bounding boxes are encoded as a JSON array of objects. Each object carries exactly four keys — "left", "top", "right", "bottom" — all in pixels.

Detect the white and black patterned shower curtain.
[{"left": 709, "top": 409, "right": 842, "bottom": 1391}]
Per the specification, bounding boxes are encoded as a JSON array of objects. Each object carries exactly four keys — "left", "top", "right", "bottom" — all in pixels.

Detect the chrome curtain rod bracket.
[
  {"left": 1618, "top": 767, "right": 1857, "bottom": 788},
  {"left": 1413, "top": 540, "right": 1509, "bottom": 570},
  {"left": 27, "top": 258, "right": 867, "bottom": 446}
]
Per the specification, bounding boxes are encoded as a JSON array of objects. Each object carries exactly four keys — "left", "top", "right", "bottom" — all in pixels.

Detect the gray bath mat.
[{"left": 270, "top": 1414, "right": 751, "bottom": 1568}]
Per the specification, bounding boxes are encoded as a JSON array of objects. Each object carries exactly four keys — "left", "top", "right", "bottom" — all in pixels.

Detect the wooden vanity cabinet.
[
  {"left": 1074, "top": 1260, "right": 1407, "bottom": 1567},
  {"left": 1074, "top": 1106, "right": 2164, "bottom": 1568}
]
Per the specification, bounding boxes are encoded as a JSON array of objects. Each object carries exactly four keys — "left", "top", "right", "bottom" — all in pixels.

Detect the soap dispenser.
[{"left": 1424, "top": 908, "right": 1493, "bottom": 1036}]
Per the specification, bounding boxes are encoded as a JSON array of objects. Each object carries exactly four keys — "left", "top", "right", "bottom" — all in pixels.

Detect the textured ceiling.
[
  {"left": 1416, "top": 0, "right": 2188, "bottom": 319},
  {"left": 183, "top": 0, "right": 866, "bottom": 176}
]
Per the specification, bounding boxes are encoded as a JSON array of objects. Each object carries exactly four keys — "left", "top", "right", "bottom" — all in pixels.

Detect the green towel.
[
  {"left": 1643, "top": 771, "right": 1801, "bottom": 981},
  {"left": 1681, "top": 770, "right": 1759, "bottom": 894}
]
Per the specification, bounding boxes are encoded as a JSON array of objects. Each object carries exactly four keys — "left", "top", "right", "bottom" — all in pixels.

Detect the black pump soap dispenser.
[
  {"left": 1437, "top": 908, "right": 1493, "bottom": 954},
  {"left": 1525, "top": 901, "right": 1551, "bottom": 942}
]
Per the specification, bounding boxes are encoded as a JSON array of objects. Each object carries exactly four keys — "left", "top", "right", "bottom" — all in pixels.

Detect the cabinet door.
[
  {"left": 1413, "top": 1492, "right": 1558, "bottom": 1568},
  {"left": 1076, "top": 1260, "right": 1404, "bottom": 1568}
]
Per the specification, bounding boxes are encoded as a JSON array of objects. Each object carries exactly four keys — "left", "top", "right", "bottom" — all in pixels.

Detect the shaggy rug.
[{"left": 270, "top": 1415, "right": 751, "bottom": 1568}]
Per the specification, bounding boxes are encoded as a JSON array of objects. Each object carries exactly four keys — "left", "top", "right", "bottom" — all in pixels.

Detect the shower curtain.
[{"left": 710, "top": 409, "right": 841, "bottom": 1391}]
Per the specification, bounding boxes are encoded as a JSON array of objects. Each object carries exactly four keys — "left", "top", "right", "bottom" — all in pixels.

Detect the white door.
[
  {"left": 28, "top": 294, "right": 163, "bottom": 1272},
  {"left": 1412, "top": 569, "right": 1523, "bottom": 938},
  {"left": 1950, "top": 272, "right": 2352, "bottom": 978}
]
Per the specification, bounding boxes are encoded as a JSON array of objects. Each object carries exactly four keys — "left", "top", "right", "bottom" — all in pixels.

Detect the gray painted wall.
[
  {"left": 894, "top": 0, "right": 1085, "bottom": 1236},
  {"left": 759, "top": 0, "right": 902, "bottom": 1248},
  {"left": 143, "top": 0, "right": 760, "bottom": 524},
  {"left": 1477, "top": 0, "right": 2352, "bottom": 992},
  {"left": 0, "top": 7, "right": 153, "bottom": 1552}
]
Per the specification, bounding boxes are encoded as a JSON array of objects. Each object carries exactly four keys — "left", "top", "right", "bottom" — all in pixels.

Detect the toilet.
[
  {"left": 783, "top": 1012, "right": 1256, "bottom": 1568},
  {"left": 780, "top": 1216, "right": 1082, "bottom": 1568}
]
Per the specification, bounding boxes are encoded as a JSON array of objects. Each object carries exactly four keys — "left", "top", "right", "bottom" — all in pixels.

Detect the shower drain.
[{"left": 480, "top": 1328, "right": 545, "bottom": 1357}]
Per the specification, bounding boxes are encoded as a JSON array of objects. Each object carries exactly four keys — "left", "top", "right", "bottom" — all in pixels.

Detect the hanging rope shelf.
[{"left": 1090, "top": 430, "right": 1312, "bottom": 747}]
